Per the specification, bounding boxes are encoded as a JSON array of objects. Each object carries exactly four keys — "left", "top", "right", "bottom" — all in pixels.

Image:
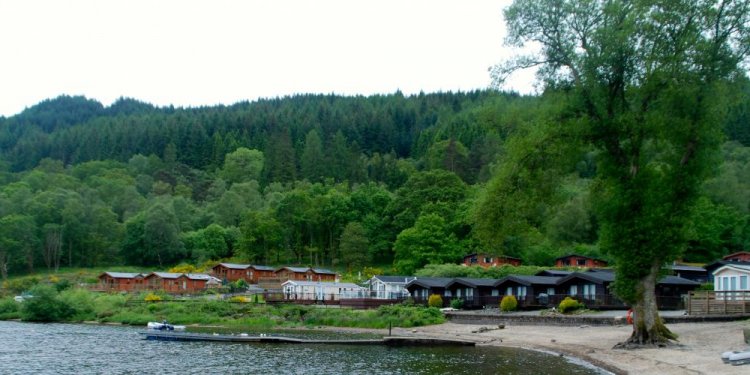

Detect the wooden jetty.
[{"left": 141, "top": 331, "right": 475, "bottom": 346}]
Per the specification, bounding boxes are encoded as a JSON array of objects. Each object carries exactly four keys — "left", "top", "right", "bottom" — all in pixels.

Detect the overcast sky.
[{"left": 0, "top": 0, "right": 536, "bottom": 117}]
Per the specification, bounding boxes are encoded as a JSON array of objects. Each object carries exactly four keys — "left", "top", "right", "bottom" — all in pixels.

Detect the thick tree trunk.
[{"left": 615, "top": 262, "right": 678, "bottom": 348}]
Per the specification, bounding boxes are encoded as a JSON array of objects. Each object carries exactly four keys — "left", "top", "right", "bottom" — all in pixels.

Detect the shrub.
[
  {"left": 558, "top": 297, "right": 584, "bottom": 314},
  {"left": 427, "top": 294, "right": 443, "bottom": 308},
  {"left": 500, "top": 295, "right": 518, "bottom": 312},
  {"left": 229, "top": 296, "right": 249, "bottom": 303},
  {"left": 20, "top": 284, "right": 74, "bottom": 322},
  {"left": 3, "top": 276, "right": 41, "bottom": 294},
  {"left": 450, "top": 298, "right": 464, "bottom": 309},
  {"left": 0, "top": 297, "right": 20, "bottom": 319},
  {"left": 144, "top": 293, "right": 162, "bottom": 302}
]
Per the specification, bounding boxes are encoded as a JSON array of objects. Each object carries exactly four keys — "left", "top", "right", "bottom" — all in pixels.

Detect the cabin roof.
[
  {"left": 723, "top": 251, "right": 750, "bottom": 260},
  {"left": 496, "top": 275, "right": 561, "bottom": 287},
  {"left": 535, "top": 270, "right": 573, "bottom": 277},
  {"left": 312, "top": 268, "right": 337, "bottom": 275},
  {"left": 277, "top": 266, "right": 310, "bottom": 273},
  {"left": 405, "top": 277, "right": 453, "bottom": 289},
  {"left": 100, "top": 272, "right": 143, "bottom": 279},
  {"left": 558, "top": 271, "right": 612, "bottom": 284},
  {"left": 370, "top": 275, "right": 415, "bottom": 284},
  {"left": 251, "top": 265, "right": 276, "bottom": 271},
  {"left": 712, "top": 263, "right": 750, "bottom": 275},
  {"left": 657, "top": 275, "right": 701, "bottom": 286},
  {"left": 447, "top": 277, "right": 498, "bottom": 288},
  {"left": 147, "top": 272, "right": 184, "bottom": 279},
  {"left": 666, "top": 264, "right": 706, "bottom": 272},
  {"left": 185, "top": 273, "right": 217, "bottom": 281},
  {"left": 216, "top": 263, "right": 251, "bottom": 270}
]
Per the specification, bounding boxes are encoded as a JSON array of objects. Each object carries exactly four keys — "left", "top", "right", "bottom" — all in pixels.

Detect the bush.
[
  {"left": 229, "top": 296, "right": 249, "bottom": 303},
  {"left": 500, "top": 295, "right": 518, "bottom": 312},
  {"left": 0, "top": 297, "right": 20, "bottom": 319},
  {"left": 3, "top": 276, "right": 41, "bottom": 294},
  {"left": 558, "top": 297, "right": 584, "bottom": 314},
  {"left": 450, "top": 298, "right": 464, "bottom": 309},
  {"left": 144, "top": 293, "right": 162, "bottom": 302},
  {"left": 427, "top": 294, "right": 443, "bottom": 308},
  {"left": 20, "top": 284, "right": 74, "bottom": 322}
]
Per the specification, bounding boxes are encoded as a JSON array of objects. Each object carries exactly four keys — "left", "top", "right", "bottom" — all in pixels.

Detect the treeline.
[{"left": 0, "top": 89, "right": 748, "bottom": 280}]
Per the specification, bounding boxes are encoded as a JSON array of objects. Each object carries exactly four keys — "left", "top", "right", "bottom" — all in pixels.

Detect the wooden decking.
[
  {"left": 687, "top": 291, "right": 750, "bottom": 315},
  {"left": 140, "top": 331, "right": 476, "bottom": 346}
]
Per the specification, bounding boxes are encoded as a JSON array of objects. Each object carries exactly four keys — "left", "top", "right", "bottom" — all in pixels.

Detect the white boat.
[
  {"left": 728, "top": 351, "right": 750, "bottom": 366},
  {"left": 722, "top": 350, "right": 740, "bottom": 363},
  {"left": 147, "top": 321, "right": 186, "bottom": 331}
]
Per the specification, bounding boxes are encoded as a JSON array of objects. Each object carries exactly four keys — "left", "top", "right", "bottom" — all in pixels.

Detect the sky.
[{"left": 0, "top": 0, "right": 536, "bottom": 117}]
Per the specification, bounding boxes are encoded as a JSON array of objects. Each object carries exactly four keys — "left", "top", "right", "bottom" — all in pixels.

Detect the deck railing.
[{"left": 687, "top": 291, "right": 750, "bottom": 315}]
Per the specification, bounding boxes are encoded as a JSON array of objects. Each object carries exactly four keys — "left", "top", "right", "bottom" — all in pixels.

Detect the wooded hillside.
[{"left": 0, "top": 89, "right": 747, "bottom": 279}]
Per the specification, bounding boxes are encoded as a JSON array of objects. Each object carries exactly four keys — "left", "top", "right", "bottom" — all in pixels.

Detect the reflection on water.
[{"left": 0, "top": 321, "right": 607, "bottom": 374}]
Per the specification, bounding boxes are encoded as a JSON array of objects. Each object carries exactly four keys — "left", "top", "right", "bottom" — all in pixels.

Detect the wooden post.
[
  {"left": 706, "top": 291, "right": 710, "bottom": 314},
  {"left": 723, "top": 291, "right": 728, "bottom": 314},
  {"left": 389, "top": 321, "right": 392, "bottom": 336}
]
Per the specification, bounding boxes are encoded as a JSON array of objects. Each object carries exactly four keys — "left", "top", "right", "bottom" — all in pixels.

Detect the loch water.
[{"left": 0, "top": 321, "right": 608, "bottom": 374}]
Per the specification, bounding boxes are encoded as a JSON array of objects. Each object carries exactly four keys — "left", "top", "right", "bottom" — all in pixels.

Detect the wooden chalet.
[
  {"left": 404, "top": 277, "right": 452, "bottom": 302},
  {"left": 445, "top": 278, "right": 500, "bottom": 308},
  {"left": 211, "top": 263, "right": 251, "bottom": 282},
  {"left": 554, "top": 254, "right": 608, "bottom": 268},
  {"left": 247, "top": 265, "right": 276, "bottom": 284},
  {"left": 98, "top": 272, "right": 145, "bottom": 292},
  {"left": 556, "top": 270, "right": 622, "bottom": 308},
  {"left": 144, "top": 272, "right": 219, "bottom": 294},
  {"left": 494, "top": 275, "right": 560, "bottom": 308},
  {"left": 665, "top": 264, "right": 708, "bottom": 283},
  {"left": 462, "top": 253, "right": 521, "bottom": 268},
  {"left": 274, "top": 267, "right": 337, "bottom": 282},
  {"left": 723, "top": 251, "right": 750, "bottom": 263}
]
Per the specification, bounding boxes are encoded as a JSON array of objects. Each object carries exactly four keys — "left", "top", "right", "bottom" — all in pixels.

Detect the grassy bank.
[{"left": 0, "top": 286, "right": 443, "bottom": 329}]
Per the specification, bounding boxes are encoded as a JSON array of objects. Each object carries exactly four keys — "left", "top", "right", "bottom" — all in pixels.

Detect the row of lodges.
[
  {"left": 373, "top": 269, "right": 699, "bottom": 310},
  {"left": 97, "top": 264, "right": 339, "bottom": 294},
  {"left": 462, "top": 253, "right": 608, "bottom": 269},
  {"left": 211, "top": 263, "right": 338, "bottom": 285},
  {"left": 97, "top": 272, "right": 222, "bottom": 293}
]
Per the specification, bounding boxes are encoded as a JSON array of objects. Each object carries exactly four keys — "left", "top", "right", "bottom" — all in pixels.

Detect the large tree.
[{"left": 486, "top": 0, "right": 749, "bottom": 346}]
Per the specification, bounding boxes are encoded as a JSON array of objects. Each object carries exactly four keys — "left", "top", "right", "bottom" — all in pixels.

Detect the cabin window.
[
  {"left": 445, "top": 290, "right": 453, "bottom": 297},
  {"left": 491, "top": 289, "right": 499, "bottom": 297},
  {"left": 730, "top": 276, "right": 737, "bottom": 291},
  {"left": 547, "top": 288, "right": 555, "bottom": 295},
  {"left": 583, "top": 284, "right": 595, "bottom": 300},
  {"left": 517, "top": 286, "right": 527, "bottom": 299},
  {"left": 577, "top": 258, "right": 586, "bottom": 266},
  {"left": 740, "top": 276, "right": 748, "bottom": 290},
  {"left": 569, "top": 285, "right": 578, "bottom": 296},
  {"left": 717, "top": 277, "right": 723, "bottom": 291},
  {"left": 506, "top": 287, "right": 513, "bottom": 296},
  {"left": 484, "top": 257, "right": 492, "bottom": 263},
  {"left": 466, "top": 288, "right": 473, "bottom": 298}
]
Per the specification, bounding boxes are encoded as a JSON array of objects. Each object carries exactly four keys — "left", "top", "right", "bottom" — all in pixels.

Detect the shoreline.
[
  {"left": 303, "top": 320, "right": 750, "bottom": 375},
  {"left": 17, "top": 317, "right": 750, "bottom": 374}
]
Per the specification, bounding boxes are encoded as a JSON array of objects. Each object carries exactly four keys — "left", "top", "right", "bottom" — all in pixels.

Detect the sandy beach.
[
  {"left": 321, "top": 318, "right": 749, "bottom": 374},
  {"left": 379, "top": 320, "right": 750, "bottom": 375}
]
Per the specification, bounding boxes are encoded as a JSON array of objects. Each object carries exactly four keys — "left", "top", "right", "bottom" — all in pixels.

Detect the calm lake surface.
[{"left": 0, "top": 321, "right": 608, "bottom": 374}]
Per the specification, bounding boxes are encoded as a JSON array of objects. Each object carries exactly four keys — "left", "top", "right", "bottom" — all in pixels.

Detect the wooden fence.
[{"left": 687, "top": 291, "right": 750, "bottom": 315}]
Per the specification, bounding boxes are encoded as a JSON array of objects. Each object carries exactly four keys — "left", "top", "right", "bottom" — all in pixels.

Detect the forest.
[{"left": 0, "top": 86, "right": 748, "bottom": 280}]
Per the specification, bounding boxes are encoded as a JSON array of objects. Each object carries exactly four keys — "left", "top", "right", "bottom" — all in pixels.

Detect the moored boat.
[
  {"left": 728, "top": 350, "right": 750, "bottom": 366},
  {"left": 147, "top": 321, "right": 186, "bottom": 331}
]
